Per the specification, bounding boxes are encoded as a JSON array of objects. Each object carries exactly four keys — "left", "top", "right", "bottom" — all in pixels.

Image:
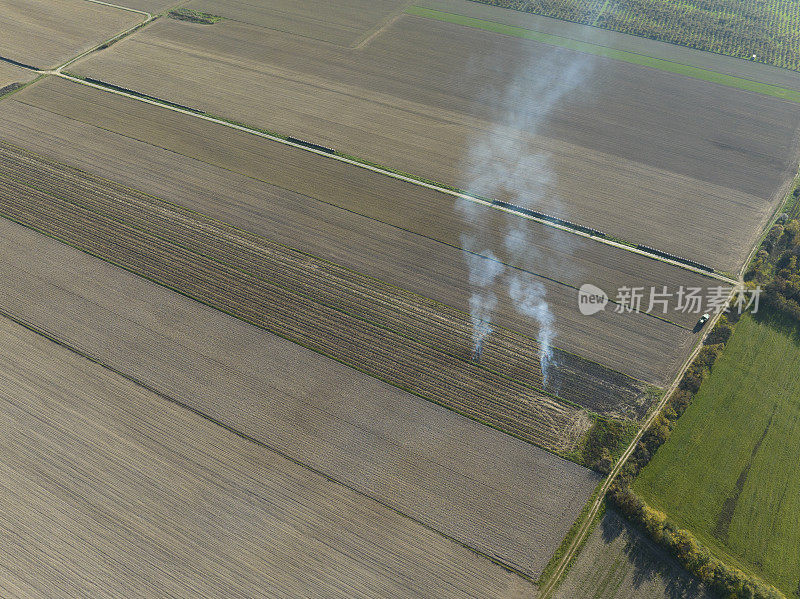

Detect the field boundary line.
[
  {"left": 406, "top": 6, "right": 800, "bottom": 104},
  {"left": 48, "top": 72, "right": 735, "bottom": 284},
  {"left": 353, "top": 1, "right": 413, "bottom": 49},
  {"left": 81, "top": 0, "right": 151, "bottom": 16},
  {"left": 0, "top": 305, "right": 539, "bottom": 589}
]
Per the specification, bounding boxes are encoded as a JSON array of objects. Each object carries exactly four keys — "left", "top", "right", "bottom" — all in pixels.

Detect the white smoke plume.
[
  {"left": 463, "top": 246, "right": 505, "bottom": 356},
  {"left": 459, "top": 44, "right": 594, "bottom": 387}
]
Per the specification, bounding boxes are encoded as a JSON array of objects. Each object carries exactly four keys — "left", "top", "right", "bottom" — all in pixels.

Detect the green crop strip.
[{"left": 406, "top": 6, "right": 800, "bottom": 104}]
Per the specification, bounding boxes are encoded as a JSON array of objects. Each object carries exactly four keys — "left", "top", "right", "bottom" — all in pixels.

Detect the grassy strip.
[
  {"left": 406, "top": 6, "right": 800, "bottom": 104},
  {"left": 538, "top": 483, "right": 606, "bottom": 587}
]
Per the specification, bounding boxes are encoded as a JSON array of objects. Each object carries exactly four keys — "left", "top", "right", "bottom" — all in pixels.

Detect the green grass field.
[
  {"left": 634, "top": 313, "right": 800, "bottom": 597},
  {"left": 470, "top": 0, "right": 800, "bottom": 71}
]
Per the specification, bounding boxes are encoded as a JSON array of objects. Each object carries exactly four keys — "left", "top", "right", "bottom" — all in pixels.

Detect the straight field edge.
[{"left": 405, "top": 6, "right": 800, "bottom": 104}]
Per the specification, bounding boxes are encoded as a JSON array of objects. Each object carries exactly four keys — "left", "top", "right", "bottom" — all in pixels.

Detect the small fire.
[{"left": 471, "top": 336, "right": 485, "bottom": 362}]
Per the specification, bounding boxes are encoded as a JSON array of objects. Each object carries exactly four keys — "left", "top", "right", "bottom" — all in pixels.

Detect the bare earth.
[
  {"left": 0, "top": 0, "right": 141, "bottom": 69},
  {"left": 554, "top": 509, "right": 715, "bottom": 599},
  {"left": 110, "top": 0, "right": 176, "bottom": 12},
  {"left": 70, "top": 12, "right": 800, "bottom": 272},
  {"left": 420, "top": 0, "right": 800, "bottom": 92},
  {"left": 0, "top": 77, "right": 710, "bottom": 386},
  {"left": 0, "top": 313, "right": 537, "bottom": 598},
  {"left": 0, "top": 138, "right": 592, "bottom": 450},
  {"left": 0, "top": 61, "right": 34, "bottom": 89},
  {"left": 0, "top": 216, "right": 601, "bottom": 580},
  {"left": 186, "top": 0, "right": 408, "bottom": 46}
]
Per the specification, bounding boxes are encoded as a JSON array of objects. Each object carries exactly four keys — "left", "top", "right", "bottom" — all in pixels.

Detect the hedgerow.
[{"left": 603, "top": 222, "right": 798, "bottom": 598}]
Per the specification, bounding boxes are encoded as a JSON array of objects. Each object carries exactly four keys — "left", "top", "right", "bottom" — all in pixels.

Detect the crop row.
[
  {"left": 0, "top": 143, "right": 603, "bottom": 451},
  {"left": 0, "top": 142, "right": 648, "bottom": 420}
]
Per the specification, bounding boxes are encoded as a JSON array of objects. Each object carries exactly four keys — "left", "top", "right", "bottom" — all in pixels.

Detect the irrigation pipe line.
[{"left": 27, "top": 66, "right": 736, "bottom": 286}]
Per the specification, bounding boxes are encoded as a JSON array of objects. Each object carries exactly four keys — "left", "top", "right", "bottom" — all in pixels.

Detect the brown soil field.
[
  {"left": 0, "top": 77, "right": 708, "bottom": 385},
  {"left": 0, "top": 0, "right": 141, "bottom": 69},
  {"left": 0, "top": 62, "right": 34, "bottom": 90},
  {"left": 0, "top": 138, "right": 592, "bottom": 450},
  {"left": 71, "top": 13, "right": 800, "bottom": 272},
  {"left": 0, "top": 315, "right": 539, "bottom": 598},
  {"left": 554, "top": 509, "right": 715, "bottom": 599},
  {"left": 186, "top": 0, "right": 408, "bottom": 47},
  {"left": 0, "top": 138, "right": 653, "bottom": 423},
  {"left": 421, "top": 0, "right": 800, "bottom": 92},
  {"left": 0, "top": 216, "right": 601, "bottom": 580},
  {"left": 111, "top": 0, "right": 176, "bottom": 11}
]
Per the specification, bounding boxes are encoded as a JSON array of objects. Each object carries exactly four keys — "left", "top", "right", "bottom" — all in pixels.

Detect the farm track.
[
  {"left": 70, "top": 15, "right": 800, "bottom": 273},
  {"left": 0, "top": 140, "right": 647, "bottom": 451},
  {"left": 0, "top": 0, "right": 141, "bottom": 70}
]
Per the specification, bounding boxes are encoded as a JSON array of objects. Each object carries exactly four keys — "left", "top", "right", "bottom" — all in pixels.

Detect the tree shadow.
[
  {"left": 750, "top": 308, "right": 800, "bottom": 348},
  {"left": 604, "top": 508, "right": 714, "bottom": 599}
]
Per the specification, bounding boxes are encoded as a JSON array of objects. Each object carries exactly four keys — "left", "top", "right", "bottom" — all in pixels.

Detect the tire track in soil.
[{"left": 713, "top": 404, "right": 777, "bottom": 542}]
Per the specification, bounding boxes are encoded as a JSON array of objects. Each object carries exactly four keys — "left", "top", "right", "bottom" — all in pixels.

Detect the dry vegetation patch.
[{"left": 0, "top": 139, "right": 649, "bottom": 454}]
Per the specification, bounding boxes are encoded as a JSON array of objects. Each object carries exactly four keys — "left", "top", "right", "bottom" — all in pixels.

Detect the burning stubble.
[{"left": 458, "top": 44, "right": 594, "bottom": 387}]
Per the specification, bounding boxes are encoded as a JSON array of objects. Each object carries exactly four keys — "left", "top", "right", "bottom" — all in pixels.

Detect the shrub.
[
  {"left": 679, "top": 367, "right": 704, "bottom": 393},
  {"left": 694, "top": 343, "right": 723, "bottom": 371},
  {"left": 167, "top": 8, "right": 222, "bottom": 24},
  {"left": 579, "top": 418, "right": 635, "bottom": 473},
  {"left": 609, "top": 483, "right": 786, "bottom": 599},
  {"left": 706, "top": 316, "right": 733, "bottom": 344}
]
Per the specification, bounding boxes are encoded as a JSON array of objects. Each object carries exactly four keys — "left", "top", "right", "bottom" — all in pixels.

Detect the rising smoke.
[{"left": 459, "top": 43, "right": 594, "bottom": 387}]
